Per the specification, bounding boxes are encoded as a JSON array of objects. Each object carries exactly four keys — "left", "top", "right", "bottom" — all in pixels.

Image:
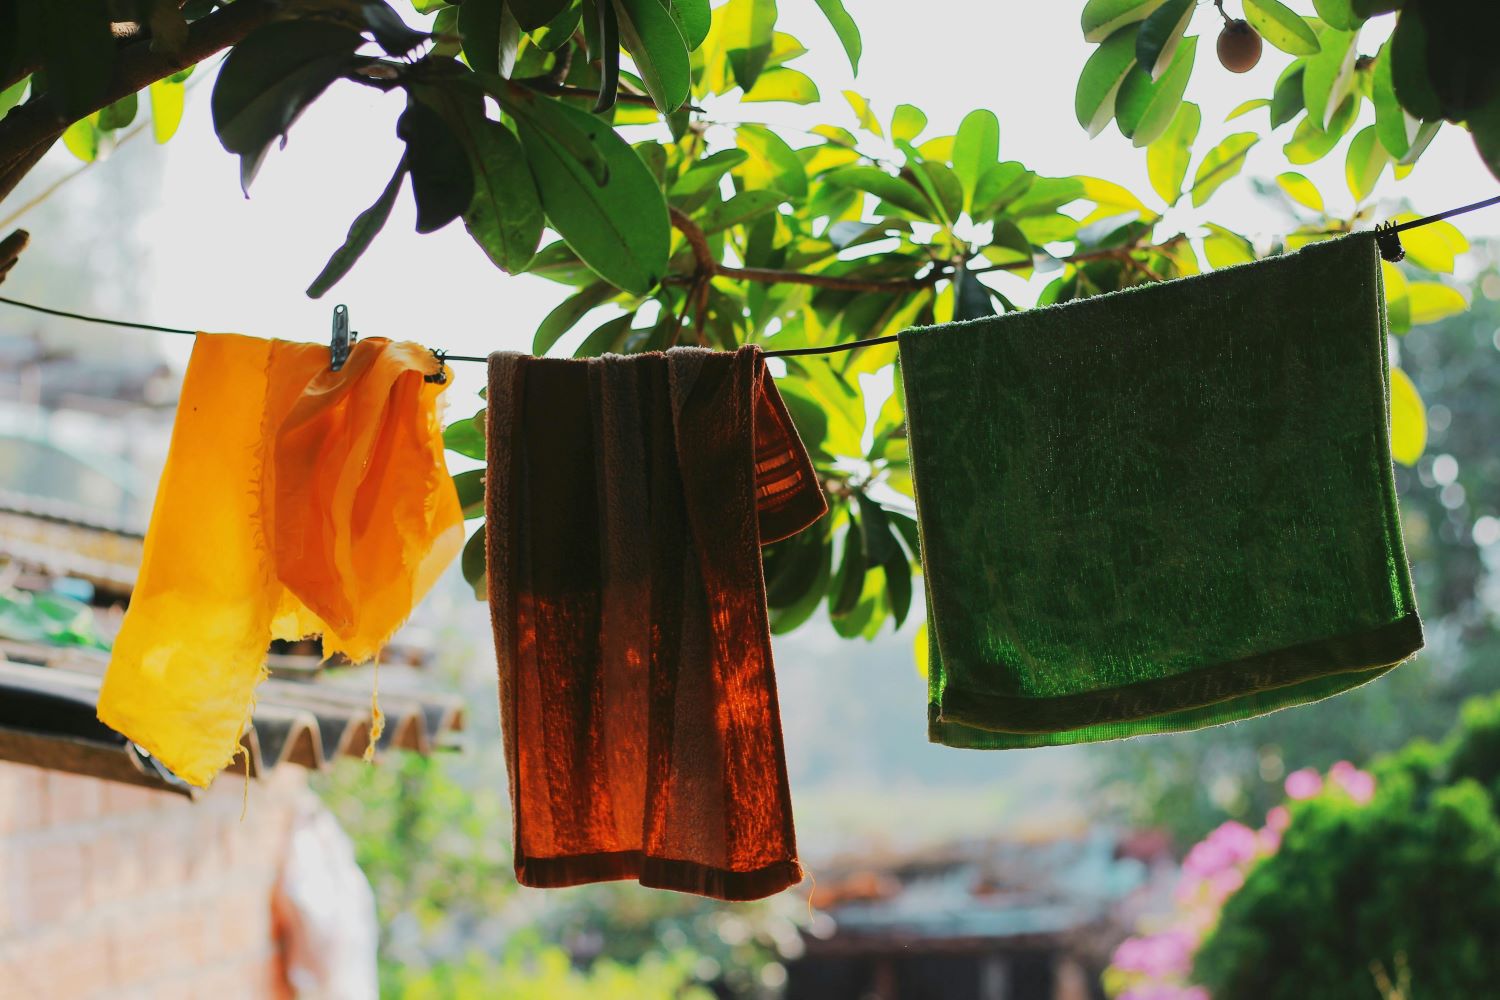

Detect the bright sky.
[{"left": 7, "top": 0, "right": 1491, "bottom": 407}]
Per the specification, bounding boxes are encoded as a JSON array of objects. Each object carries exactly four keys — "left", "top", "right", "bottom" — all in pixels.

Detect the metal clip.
[
  {"left": 424, "top": 349, "right": 448, "bottom": 384},
  {"left": 1374, "top": 222, "right": 1405, "bottom": 263},
  {"left": 330, "top": 304, "right": 356, "bottom": 371}
]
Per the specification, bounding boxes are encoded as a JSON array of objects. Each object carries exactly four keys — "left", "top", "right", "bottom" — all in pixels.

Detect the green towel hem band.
[{"left": 932, "top": 611, "right": 1422, "bottom": 744}]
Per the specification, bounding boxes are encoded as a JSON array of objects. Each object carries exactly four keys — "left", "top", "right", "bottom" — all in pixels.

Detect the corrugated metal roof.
[{"left": 0, "top": 639, "right": 466, "bottom": 796}]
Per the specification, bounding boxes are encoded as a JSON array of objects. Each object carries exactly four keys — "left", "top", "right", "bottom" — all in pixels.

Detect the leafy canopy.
[{"left": 0, "top": 0, "right": 1473, "bottom": 640}]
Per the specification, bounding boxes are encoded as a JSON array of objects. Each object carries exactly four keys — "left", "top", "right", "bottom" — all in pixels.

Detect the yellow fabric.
[{"left": 98, "top": 333, "right": 463, "bottom": 787}]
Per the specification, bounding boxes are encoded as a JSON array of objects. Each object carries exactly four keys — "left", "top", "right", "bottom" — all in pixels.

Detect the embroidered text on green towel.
[{"left": 899, "top": 234, "right": 1423, "bottom": 748}]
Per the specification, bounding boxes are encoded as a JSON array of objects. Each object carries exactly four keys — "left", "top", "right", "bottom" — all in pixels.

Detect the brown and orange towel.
[{"left": 486, "top": 345, "right": 826, "bottom": 900}]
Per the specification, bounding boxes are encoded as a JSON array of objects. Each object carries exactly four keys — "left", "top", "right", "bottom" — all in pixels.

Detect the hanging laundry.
[
  {"left": 487, "top": 345, "right": 825, "bottom": 900},
  {"left": 98, "top": 334, "right": 463, "bottom": 787},
  {"left": 900, "top": 233, "right": 1423, "bottom": 749}
]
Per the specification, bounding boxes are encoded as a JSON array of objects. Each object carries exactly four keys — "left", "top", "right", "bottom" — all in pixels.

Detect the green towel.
[{"left": 899, "top": 233, "right": 1422, "bottom": 749}]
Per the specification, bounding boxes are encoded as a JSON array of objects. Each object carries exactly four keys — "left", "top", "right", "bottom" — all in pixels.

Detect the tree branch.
[
  {"left": 667, "top": 207, "right": 1192, "bottom": 296},
  {"left": 0, "top": 137, "right": 59, "bottom": 208},
  {"left": 0, "top": 0, "right": 273, "bottom": 200},
  {"left": 667, "top": 206, "right": 937, "bottom": 294},
  {"left": 517, "top": 77, "right": 700, "bottom": 112},
  {"left": 0, "top": 228, "right": 29, "bottom": 286}
]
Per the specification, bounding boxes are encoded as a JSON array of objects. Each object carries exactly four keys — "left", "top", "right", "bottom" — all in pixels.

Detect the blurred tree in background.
[{"left": 1193, "top": 692, "right": 1500, "bottom": 999}]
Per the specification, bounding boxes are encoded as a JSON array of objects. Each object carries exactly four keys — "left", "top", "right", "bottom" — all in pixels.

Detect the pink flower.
[
  {"left": 1207, "top": 820, "right": 1259, "bottom": 863},
  {"left": 1207, "top": 866, "right": 1245, "bottom": 903},
  {"left": 1328, "top": 760, "right": 1376, "bottom": 804},
  {"left": 1111, "top": 931, "right": 1195, "bottom": 977},
  {"left": 1265, "top": 805, "right": 1291, "bottom": 832},
  {"left": 1285, "top": 767, "right": 1323, "bottom": 799},
  {"left": 1258, "top": 827, "right": 1282, "bottom": 854}
]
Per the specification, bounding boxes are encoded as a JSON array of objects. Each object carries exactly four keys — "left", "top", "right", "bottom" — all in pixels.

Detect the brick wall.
[{"left": 0, "top": 761, "right": 304, "bottom": 1000}]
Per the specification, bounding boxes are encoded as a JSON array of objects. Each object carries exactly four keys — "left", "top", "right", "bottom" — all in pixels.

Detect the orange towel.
[
  {"left": 487, "top": 346, "right": 826, "bottom": 900},
  {"left": 98, "top": 333, "right": 463, "bottom": 787}
]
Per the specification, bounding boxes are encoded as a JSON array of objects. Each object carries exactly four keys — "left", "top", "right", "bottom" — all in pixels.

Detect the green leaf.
[
  {"left": 1244, "top": 0, "right": 1321, "bottom": 55},
  {"left": 1226, "top": 98, "right": 1270, "bottom": 120},
  {"left": 1383, "top": 260, "right": 1410, "bottom": 333},
  {"left": 1389, "top": 5, "right": 1440, "bottom": 122},
  {"left": 592, "top": 0, "right": 621, "bottom": 111},
  {"left": 614, "top": 0, "right": 691, "bottom": 112},
  {"left": 459, "top": 0, "right": 517, "bottom": 76},
  {"left": 0, "top": 77, "right": 27, "bottom": 118},
  {"left": 1344, "top": 125, "right": 1389, "bottom": 202},
  {"left": 1283, "top": 94, "right": 1357, "bottom": 163},
  {"left": 452, "top": 469, "right": 485, "bottom": 519},
  {"left": 812, "top": 0, "right": 861, "bottom": 72},
  {"left": 1146, "top": 100, "right": 1199, "bottom": 204},
  {"left": 1470, "top": 100, "right": 1500, "bottom": 184},
  {"left": 98, "top": 92, "right": 138, "bottom": 131},
  {"left": 358, "top": 0, "right": 429, "bottom": 56},
  {"left": 443, "top": 411, "right": 486, "bottom": 459},
  {"left": 742, "top": 67, "right": 820, "bottom": 104},
  {"left": 1134, "top": 0, "right": 1193, "bottom": 78},
  {"left": 699, "top": 189, "right": 783, "bottom": 234},
  {"left": 912, "top": 155, "right": 964, "bottom": 225},
  {"left": 149, "top": 78, "right": 185, "bottom": 144},
  {"left": 890, "top": 104, "right": 927, "bottom": 142},
  {"left": 1203, "top": 223, "right": 1255, "bottom": 269},
  {"left": 1190, "top": 132, "right": 1258, "bottom": 207},
  {"left": 912, "top": 619, "right": 930, "bottom": 678},
  {"left": 824, "top": 166, "right": 930, "bottom": 217},
  {"left": 734, "top": 123, "right": 808, "bottom": 201},
  {"left": 883, "top": 543, "right": 912, "bottom": 629},
  {"left": 513, "top": 93, "right": 670, "bottom": 294},
  {"left": 509, "top": 0, "right": 571, "bottom": 31},
  {"left": 1312, "top": 0, "right": 1365, "bottom": 31},
  {"left": 461, "top": 113, "right": 544, "bottom": 273},
  {"left": 769, "top": 527, "right": 833, "bottom": 634},
  {"left": 306, "top": 159, "right": 407, "bottom": 298},
  {"left": 1270, "top": 63, "right": 1307, "bottom": 127},
  {"left": 668, "top": 0, "right": 711, "bottom": 48},
  {"left": 829, "top": 516, "right": 868, "bottom": 618},
  {"left": 844, "top": 90, "right": 883, "bottom": 137},
  {"left": 211, "top": 21, "right": 363, "bottom": 193},
  {"left": 397, "top": 98, "right": 474, "bottom": 234},
  {"left": 1372, "top": 41, "right": 1417, "bottom": 159},
  {"left": 1407, "top": 282, "right": 1466, "bottom": 326},
  {"left": 38, "top": 0, "right": 115, "bottom": 121},
  {"left": 1408, "top": 0, "right": 1498, "bottom": 121},
  {"left": 1388, "top": 366, "right": 1425, "bottom": 466},
  {"left": 954, "top": 268, "right": 997, "bottom": 320},
  {"left": 1302, "top": 25, "right": 1358, "bottom": 129},
  {"left": 764, "top": 525, "right": 827, "bottom": 610},
  {"left": 1081, "top": 0, "right": 1167, "bottom": 43},
  {"left": 461, "top": 525, "right": 487, "bottom": 599},
  {"left": 574, "top": 313, "right": 635, "bottom": 357},
  {"left": 1275, "top": 171, "right": 1324, "bottom": 211},
  {"left": 1075, "top": 25, "right": 1139, "bottom": 137},
  {"left": 533, "top": 283, "right": 616, "bottom": 354},
  {"left": 855, "top": 494, "right": 897, "bottom": 565},
  {"left": 722, "top": 0, "right": 778, "bottom": 92},
  {"left": 952, "top": 109, "right": 1000, "bottom": 211},
  {"left": 61, "top": 117, "right": 99, "bottom": 163},
  {"left": 1114, "top": 33, "right": 1196, "bottom": 146},
  {"left": 1398, "top": 119, "right": 1440, "bottom": 167}
]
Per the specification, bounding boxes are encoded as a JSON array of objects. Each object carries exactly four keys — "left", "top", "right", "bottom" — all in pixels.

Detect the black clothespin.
[
  {"left": 424, "top": 349, "right": 448, "bottom": 384},
  {"left": 1375, "top": 222, "right": 1405, "bottom": 263},
  {"left": 330, "top": 303, "right": 356, "bottom": 371}
]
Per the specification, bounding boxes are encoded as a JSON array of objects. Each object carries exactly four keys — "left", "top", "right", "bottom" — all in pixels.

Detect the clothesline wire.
[{"left": 2, "top": 195, "right": 1497, "bottom": 363}]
